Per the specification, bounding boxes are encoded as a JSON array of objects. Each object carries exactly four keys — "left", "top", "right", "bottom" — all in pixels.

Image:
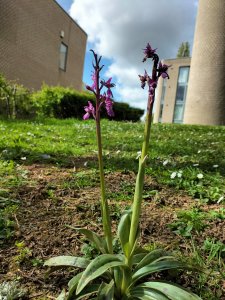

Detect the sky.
[{"left": 56, "top": 0, "right": 198, "bottom": 110}]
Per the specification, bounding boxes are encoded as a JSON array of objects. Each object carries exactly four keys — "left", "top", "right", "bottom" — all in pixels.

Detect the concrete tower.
[{"left": 184, "top": 0, "right": 225, "bottom": 125}]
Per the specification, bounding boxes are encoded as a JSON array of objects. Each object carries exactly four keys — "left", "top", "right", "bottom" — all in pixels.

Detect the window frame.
[
  {"left": 59, "top": 42, "right": 68, "bottom": 71},
  {"left": 173, "top": 66, "right": 190, "bottom": 123}
]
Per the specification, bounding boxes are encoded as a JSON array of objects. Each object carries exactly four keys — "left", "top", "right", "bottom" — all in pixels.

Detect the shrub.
[
  {"left": 32, "top": 85, "right": 144, "bottom": 121},
  {"left": 0, "top": 73, "right": 35, "bottom": 119}
]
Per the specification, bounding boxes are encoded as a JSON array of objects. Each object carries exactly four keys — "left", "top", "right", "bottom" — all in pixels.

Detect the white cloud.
[{"left": 70, "top": 0, "right": 198, "bottom": 109}]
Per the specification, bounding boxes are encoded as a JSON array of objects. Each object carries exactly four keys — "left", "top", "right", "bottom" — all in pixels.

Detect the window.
[
  {"left": 173, "top": 66, "right": 189, "bottom": 123},
  {"left": 159, "top": 79, "right": 166, "bottom": 122},
  {"left": 59, "top": 43, "right": 68, "bottom": 71}
]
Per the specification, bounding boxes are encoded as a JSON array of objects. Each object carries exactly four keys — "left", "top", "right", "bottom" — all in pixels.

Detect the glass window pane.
[
  {"left": 174, "top": 104, "right": 183, "bottom": 122},
  {"left": 176, "top": 85, "right": 185, "bottom": 102},
  {"left": 178, "top": 67, "right": 189, "bottom": 83},
  {"left": 59, "top": 43, "right": 68, "bottom": 70}
]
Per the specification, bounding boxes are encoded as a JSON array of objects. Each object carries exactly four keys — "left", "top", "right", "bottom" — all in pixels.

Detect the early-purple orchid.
[
  {"left": 143, "top": 42, "right": 157, "bottom": 62},
  {"left": 83, "top": 50, "right": 115, "bottom": 120},
  {"left": 158, "top": 61, "right": 170, "bottom": 79},
  {"left": 139, "top": 43, "right": 170, "bottom": 98},
  {"left": 83, "top": 101, "right": 95, "bottom": 120}
]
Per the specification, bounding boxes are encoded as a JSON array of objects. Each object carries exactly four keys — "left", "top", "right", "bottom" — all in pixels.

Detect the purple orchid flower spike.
[
  {"left": 143, "top": 43, "right": 157, "bottom": 62},
  {"left": 83, "top": 101, "right": 95, "bottom": 120},
  {"left": 138, "top": 70, "right": 148, "bottom": 89},
  {"left": 158, "top": 61, "right": 170, "bottom": 79}
]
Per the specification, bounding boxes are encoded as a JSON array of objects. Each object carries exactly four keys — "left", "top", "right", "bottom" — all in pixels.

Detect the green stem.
[
  {"left": 96, "top": 113, "right": 113, "bottom": 254},
  {"left": 128, "top": 95, "right": 153, "bottom": 255}
]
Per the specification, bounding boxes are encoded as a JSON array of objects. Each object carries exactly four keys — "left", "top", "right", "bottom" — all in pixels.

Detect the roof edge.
[{"left": 53, "top": 0, "right": 87, "bottom": 36}]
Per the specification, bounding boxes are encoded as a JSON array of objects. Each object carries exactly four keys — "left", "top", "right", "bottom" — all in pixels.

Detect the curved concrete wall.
[{"left": 184, "top": 0, "right": 225, "bottom": 125}]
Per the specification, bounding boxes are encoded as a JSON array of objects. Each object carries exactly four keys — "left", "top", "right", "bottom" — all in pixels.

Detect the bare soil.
[{"left": 0, "top": 164, "right": 225, "bottom": 299}]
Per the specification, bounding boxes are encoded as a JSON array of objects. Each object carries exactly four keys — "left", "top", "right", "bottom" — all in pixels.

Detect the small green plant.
[
  {"left": 202, "top": 238, "right": 225, "bottom": 264},
  {"left": 168, "top": 208, "right": 207, "bottom": 237},
  {"left": 45, "top": 45, "right": 201, "bottom": 299},
  {"left": 0, "top": 204, "right": 17, "bottom": 243},
  {"left": 14, "top": 241, "right": 32, "bottom": 264}
]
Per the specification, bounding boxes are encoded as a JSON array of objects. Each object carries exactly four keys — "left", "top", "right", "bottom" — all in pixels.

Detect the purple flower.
[
  {"left": 148, "top": 78, "right": 158, "bottom": 95},
  {"left": 105, "top": 97, "right": 114, "bottom": 117},
  {"left": 158, "top": 61, "right": 170, "bottom": 79},
  {"left": 86, "top": 71, "right": 97, "bottom": 92},
  {"left": 138, "top": 70, "right": 148, "bottom": 89},
  {"left": 101, "top": 93, "right": 114, "bottom": 117},
  {"left": 101, "top": 77, "right": 115, "bottom": 89},
  {"left": 143, "top": 43, "right": 157, "bottom": 62},
  {"left": 83, "top": 101, "right": 95, "bottom": 120}
]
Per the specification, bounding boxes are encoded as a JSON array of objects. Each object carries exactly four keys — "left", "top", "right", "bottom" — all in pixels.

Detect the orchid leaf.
[
  {"left": 132, "top": 259, "right": 188, "bottom": 284},
  {"left": 98, "top": 280, "right": 114, "bottom": 299},
  {"left": 56, "top": 289, "right": 67, "bottom": 300},
  {"left": 67, "top": 272, "right": 83, "bottom": 300},
  {"left": 129, "top": 286, "right": 170, "bottom": 300},
  {"left": 137, "top": 282, "right": 202, "bottom": 299},
  {"left": 132, "top": 253, "right": 148, "bottom": 265},
  {"left": 76, "top": 254, "right": 125, "bottom": 294},
  {"left": 118, "top": 209, "right": 132, "bottom": 257},
  {"left": 134, "top": 249, "right": 168, "bottom": 271},
  {"left": 69, "top": 226, "right": 107, "bottom": 254},
  {"left": 44, "top": 256, "right": 90, "bottom": 269},
  {"left": 75, "top": 284, "right": 101, "bottom": 300}
]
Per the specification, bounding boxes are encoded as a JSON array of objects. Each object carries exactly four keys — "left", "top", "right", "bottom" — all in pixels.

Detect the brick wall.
[{"left": 0, "top": 0, "right": 87, "bottom": 91}]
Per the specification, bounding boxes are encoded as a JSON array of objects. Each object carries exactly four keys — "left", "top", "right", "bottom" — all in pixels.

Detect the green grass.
[{"left": 0, "top": 118, "right": 224, "bottom": 203}]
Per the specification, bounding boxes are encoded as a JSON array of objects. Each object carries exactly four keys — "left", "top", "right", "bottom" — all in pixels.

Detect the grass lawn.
[{"left": 0, "top": 118, "right": 225, "bottom": 299}]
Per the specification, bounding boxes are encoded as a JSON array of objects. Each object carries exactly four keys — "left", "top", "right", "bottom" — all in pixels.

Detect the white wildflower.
[
  {"left": 84, "top": 161, "right": 88, "bottom": 167},
  {"left": 193, "top": 163, "right": 199, "bottom": 167},
  {"left": 177, "top": 172, "right": 182, "bottom": 178},
  {"left": 170, "top": 172, "right": 177, "bottom": 179},
  {"left": 116, "top": 150, "right": 121, "bottom": 154},
  {"left": 213, "top": 164, "right": 219, "bottom": 168},
  {"left": 197, "top": 150, "right": 201, "bottom": 153},
  {"left": 21, "top": 157, "right": 26, "bottom": 160},
  {"left": 163, "top": 160, "right": 169, "bottom": 166},
  {"left": 197, "top": 173, "right": 203, "bottom": 179}
]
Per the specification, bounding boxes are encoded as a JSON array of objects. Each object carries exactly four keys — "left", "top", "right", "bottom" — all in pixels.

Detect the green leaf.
[
  {"left": 132, "top": 259, "right": 187, "bottom": 284},
  {"left": 70, "top": 226, "right": 107, "bottom": 254},
  {"left": 56, "top": 289, "right": 67, "bottom": 300},
  {"left": 132, "top": 253, "right": 148, "bottom": 265},
  {"left": 137, "top": 282, "right": 202, "bottom": 300},
  {"left": 76, "top": 254, "right": 125, "bottom": 294},
  {"left": 113, "top": 266, "right": 123, "bottom": 292},
  {"left": 44, "top": 256, "right": 90, "bottom": 269},
  {"left": 67, "top": 272, "right": 83, "bottom": 300},
  {"left": 98, "top": 280, "right": 114, "bottom": 299},
  {"left": 134, "top": 249, "right": 168, "bottom": 271},
  {"left": 129, "top": 286, "right": 170, "bottom": 300},
  {"left": 118, "top": 209, "right": 132, "bottom": 257},
  {"left": 75, "top": 284, "right": 101, "bottom": 300}
]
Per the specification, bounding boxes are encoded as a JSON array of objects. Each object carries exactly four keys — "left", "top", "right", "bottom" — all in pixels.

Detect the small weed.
[
  {"left": 168, "top": 208, "right": 207, "bottom": 237},
  {"left": 14, "top": 241, "right": 32, "bottom": 265}
]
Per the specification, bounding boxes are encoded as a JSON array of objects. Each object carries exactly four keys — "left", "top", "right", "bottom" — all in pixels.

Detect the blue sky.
[{"left": 56, "top": 0, "right": 198, "bottom": 109}]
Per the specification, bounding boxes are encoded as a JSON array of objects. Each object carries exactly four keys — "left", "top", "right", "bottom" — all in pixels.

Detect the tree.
[{"left": 177, "top": 42, "right": 190, "bottom": 58}]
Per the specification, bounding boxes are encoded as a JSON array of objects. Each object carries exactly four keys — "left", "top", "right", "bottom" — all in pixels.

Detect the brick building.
[
  {"left": 154, "top": 0, "right": 225, "bottom": 126},
  {"left": 0, "top": 0, "right": 87, "bottom": 91}
]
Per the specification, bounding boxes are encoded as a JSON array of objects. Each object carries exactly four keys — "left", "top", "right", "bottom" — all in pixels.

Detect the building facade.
[
  {"left": 154, "top": 0, "right": 225, "bottom": 126},
  {"left": 154, "top": 57, "right": 191, "bottom": 124},
  {"left": 0, "top": 0, "right": 87, "bottom": 91}
]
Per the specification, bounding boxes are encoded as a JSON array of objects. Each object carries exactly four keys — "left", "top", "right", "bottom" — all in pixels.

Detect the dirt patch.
[{"left": 0, "top": 164, "right": 224, "bottom": 298}]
